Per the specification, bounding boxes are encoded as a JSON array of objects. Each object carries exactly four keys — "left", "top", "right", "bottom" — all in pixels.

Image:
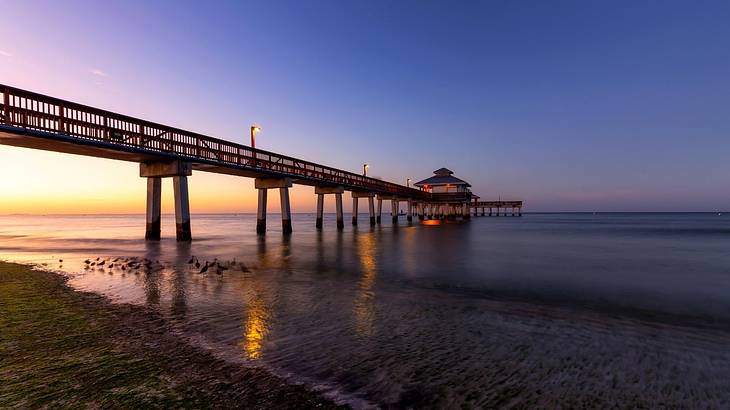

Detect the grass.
[{"left": 0, "top": 261, "right": 340, "bottom": 409}]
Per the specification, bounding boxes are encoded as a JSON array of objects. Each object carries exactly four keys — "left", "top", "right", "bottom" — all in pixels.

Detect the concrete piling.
[
  {"left": 256, "top": 188, "right": 267, "bottom": 234},
  {"left": 280, "top": 187, "right": 292, "bottom": 233},
  {"left": 335, "top": 193, "right": 344, "bottom": 230},
  {"left": 316, "top": 194, "right": 324, "bottom": 229},
  {"left": 368, "top": 196, "right": 376, "bottom": 226},
  {"left": 140, "top": 160, "right": 192, "bottom": 241},
  {"left": 391, "top": 199, "right": 398, "bottom": 224},
  {"left": 145, "top": 177, "right": 161, "bottom": 240},
  {"left": 376, "top": 198, "right": 382, "bottom": 224},
  {"left": 352, "top": 196, "right": 359, "bottom": 226},
  {"left": 173, "top": 176, "right": 192, "bottom": 241}
]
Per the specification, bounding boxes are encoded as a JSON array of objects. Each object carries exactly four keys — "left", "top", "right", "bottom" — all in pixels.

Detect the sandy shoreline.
[{"left": 0, "top": 261, "right": 344, "bottom": 409}]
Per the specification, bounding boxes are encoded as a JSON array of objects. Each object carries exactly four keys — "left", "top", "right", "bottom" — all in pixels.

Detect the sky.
[{"left": 1, "top": 0, "right": 729, "bottom": 213}]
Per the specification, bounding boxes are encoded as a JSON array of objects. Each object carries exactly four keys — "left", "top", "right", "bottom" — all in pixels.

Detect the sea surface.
[{"left": 2, "top": 213, "right": 730, "bottom": 407}]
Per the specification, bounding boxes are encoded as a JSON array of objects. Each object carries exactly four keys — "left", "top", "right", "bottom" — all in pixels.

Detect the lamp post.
[
  {"left": 363, "top": 163, "right": 369, "bottom": 177},
  {"left": 250, "top": 125, "right": 261, "bottom": 149},
  {"left": 407, "top": 178, "right": 411, "bottom": 188}
]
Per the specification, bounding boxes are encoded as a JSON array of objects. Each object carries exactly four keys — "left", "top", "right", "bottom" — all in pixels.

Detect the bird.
[
  {"left": 108, "top": 263, "right": 114, "bottom": 269},
  {"left": 98, "top": 260, "right": 105, "bottom": 266},
  {"left": 58, "top": 259, "right": 63, "bottom": 263},
  {"left": 90, "top": 262, "right": 96, "bottom": 266},
  {"left": 187, "top": 256, "right": 195, "bottom": 264},
  {"left": 195, "top": 260, "right": 201, "bottom": 269},
  {"left": 200, "top": 262, "right": 209, "bottom": 274},
  {"left": 84, "top": 259, "right": 90, "bottom": 264}
]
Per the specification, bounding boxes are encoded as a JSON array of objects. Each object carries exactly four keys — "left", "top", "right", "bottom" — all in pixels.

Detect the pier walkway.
[{"left": 0, "top": 84, "right": 491, "bottom": 240}]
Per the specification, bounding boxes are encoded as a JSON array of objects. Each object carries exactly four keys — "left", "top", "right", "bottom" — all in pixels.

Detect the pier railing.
[{"left": 1, "top": 84, "right": 428, "bottom": 198}]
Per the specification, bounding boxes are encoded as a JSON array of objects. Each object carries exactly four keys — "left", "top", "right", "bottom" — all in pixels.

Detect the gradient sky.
[{"left": 1, "top": 0, "right": 729, "bottom": 213}]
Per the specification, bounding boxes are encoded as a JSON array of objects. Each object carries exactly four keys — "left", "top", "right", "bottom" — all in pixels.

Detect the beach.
[
  {"left": 2, "top": 213, "right": 730, "bottom": 408},
  {"left": 0, "top": 261, "right": 340, "bottom": 409}
]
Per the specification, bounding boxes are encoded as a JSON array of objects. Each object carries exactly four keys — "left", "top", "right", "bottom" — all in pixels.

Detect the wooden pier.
[
  {"left": 0, "top": 84, "right": 517, "bottom": 240},
  {"left": 471, "top": 201, "right": 523, "bottom": 217}
]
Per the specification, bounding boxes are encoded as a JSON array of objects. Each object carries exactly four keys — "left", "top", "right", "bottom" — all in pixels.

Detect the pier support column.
[
  {"left": 376, "top": 198, "right": 383, "bottom": 224},
  {"left": 256, "top": 178, "right": 293, "bottom": 234},
  {"left": 140, "top": 160, "right": 192, "bottom": 241},
  {"left": 407, "top": 199, "right": 413, "bottom": 222},
  {"left": 391, "top": 199, "right": 398, "bottom": 224},
  {"left": 145, "top": 177, "right": 162, "bottom": 240},
  {"left": 519, "top": 207, "right": 522, "bottom": 217},
  {"left": 280, "top": 187, "right": 292, "bottom": 234},
  {"left": 256, "top": 188, "right": 267, "bottom": 234},
  {"left": 368, "top": 196, "right": 376, "bottom": 226},
  {"left": 463, "top": 203, "right": 470, "bottom": 219},
  {"left": 482, "top": 207, "right": 485, "bottom": 216},
  {"left": 352, "top": 196, "right": 359, "bottom": 226},
  {"left": 418, "top": 203, "right": 424, "bottom": 220},
  {"left": 316, "top": 194, "right": 324, "bottom": 230},
  {"left": 353, "top": 192, "right": 376, "bottom": 226},
  {"left": 173, "top": 176, "right": 192, "bottom": 241},
  {"left": 335, "top": 193, "right": 344, "bottom": 230},
  {"left": 315, "top": 186, "right": 345, "bottom": 230}
]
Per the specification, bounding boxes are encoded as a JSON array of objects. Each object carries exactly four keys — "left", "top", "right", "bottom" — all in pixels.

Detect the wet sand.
[{"left": 0, "top": 261, "right": 342, "bottom": 409}]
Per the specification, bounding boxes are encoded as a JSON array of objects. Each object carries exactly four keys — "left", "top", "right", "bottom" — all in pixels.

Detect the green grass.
[{"left": 0, "top": 261, "right": 339, "bottom": 409}]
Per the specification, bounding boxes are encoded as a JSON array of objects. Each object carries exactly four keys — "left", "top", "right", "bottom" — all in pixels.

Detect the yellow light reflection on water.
[
  {"left": 354, "top": 233, "right": 377, "bottom": 336},
  {"left": 240, "top": 293, "right": 269, "bottom": 360}
]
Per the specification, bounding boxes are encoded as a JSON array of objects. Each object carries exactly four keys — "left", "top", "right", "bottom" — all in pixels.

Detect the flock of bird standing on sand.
[{"left": 79, "top": 256, "right": 251, "bottom": 275}]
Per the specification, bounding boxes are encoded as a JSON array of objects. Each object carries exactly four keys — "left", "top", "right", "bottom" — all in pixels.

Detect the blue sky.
[{"left": 1, "top": 0, "right": 729, "bottom": 212}]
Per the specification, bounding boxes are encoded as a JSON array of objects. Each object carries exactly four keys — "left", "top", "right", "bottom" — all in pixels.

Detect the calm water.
[{"left": 2, "top": 213, "right": 730, "bottom": 407}]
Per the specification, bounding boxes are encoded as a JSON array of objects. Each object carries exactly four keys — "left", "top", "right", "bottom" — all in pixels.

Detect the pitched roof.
[
  {"left": 414, "top": 175, "right": 471, "bottom": 187},
  {"left": 433, "top": 168, "right": 453, "bottom": 176}
]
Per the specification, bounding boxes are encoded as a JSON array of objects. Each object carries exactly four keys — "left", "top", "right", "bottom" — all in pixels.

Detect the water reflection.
[
  {"left": 241, "top": 289, "right": 270, "bottom": 360},
  {"left": 354, "top": 232, "right": 377, "bottom": 337}
]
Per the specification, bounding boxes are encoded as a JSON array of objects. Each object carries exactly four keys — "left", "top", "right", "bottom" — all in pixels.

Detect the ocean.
[{"left": 2, "top": 213, "right": 730, "bottom": 407}]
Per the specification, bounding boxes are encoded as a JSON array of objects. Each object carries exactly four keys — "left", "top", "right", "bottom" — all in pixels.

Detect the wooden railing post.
[
  {"left": 3, "top": 87, "right": 10, "bottom": 124},
  {"left": 58, "top": 103, "right": 65, "bottom": 133}
]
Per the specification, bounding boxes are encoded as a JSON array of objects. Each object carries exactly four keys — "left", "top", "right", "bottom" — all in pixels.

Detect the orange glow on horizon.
[{"left": 0, "top": 145, "right": 359, "bottom": 214}]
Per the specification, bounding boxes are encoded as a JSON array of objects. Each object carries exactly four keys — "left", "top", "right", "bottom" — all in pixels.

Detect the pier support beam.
[
  {"left": 463, "top": 203, "right": 470, "bottom": 219},
  {"left": 280, "top": 187, "right": 292, "bottom": 234},
  {"left": 352, "top": 192, "right": 376, "bottom": 227},
  {"left": 391, "top": 199, "right": 398, "bottom": 224},
  {"left": 315, "top": 185, "right": 345, "bottom": 230},
  {"left": 145, "top": 177, "right": 161, "bottom": 240},
  {"left": 368, "top": 196, "right": 376, "bottom": 226},
  {"left": 173, "top": 176, "right": 192, "bottom": 241},
  {"left": 352, "top": 196, "right": 359, "bottom": 226},
  {"left": 418, "top": 203, "right": 424, "bottom": 220},
  {"left": 335, "top": 193, "right": 344, "bottom": 230},
  {"left": 316, "top": 194, "right": 324, "bottom": 230},
  {"left": 376, "top": 198, "right": 382, "bottom": 224},
  {"left": 407, "top": 199, "right": 413, "bottom": 222},
  {"left": 140, "top": 160, "right": 192, "bottom": 241},
  {"left": 256, "top": 189, "right": 267, "bottom": 234},
  {"left": 255, "top": 178, "right": 293, "bottom": 234}
]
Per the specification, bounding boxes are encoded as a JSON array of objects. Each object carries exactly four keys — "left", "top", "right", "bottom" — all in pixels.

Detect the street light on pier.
[
  {"left": 250, "top": 125, "right": 262, "bottom": 149},
  {"left": 363, "top": 163, "right": 369, "bottom": 176},
  {"left": 407, "top": 178, "right": 411, "bottom": 187}
]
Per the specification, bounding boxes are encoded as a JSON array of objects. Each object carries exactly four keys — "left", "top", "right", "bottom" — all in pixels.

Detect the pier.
[
  {"left": 472, "top": 200, "right": 523, "bottom": 217},
  {"left": 0, "top": 84, "right": 509, "bottom": 240}
]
